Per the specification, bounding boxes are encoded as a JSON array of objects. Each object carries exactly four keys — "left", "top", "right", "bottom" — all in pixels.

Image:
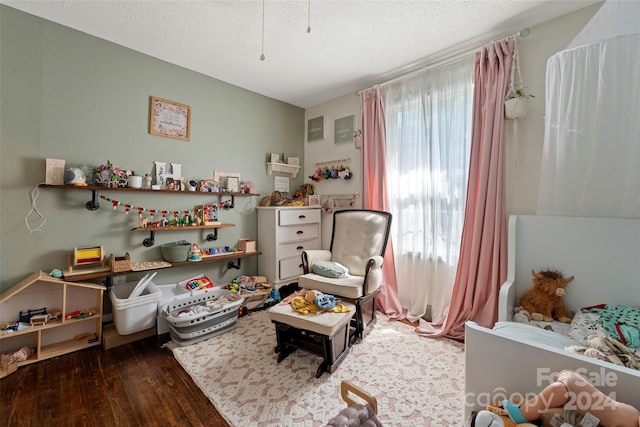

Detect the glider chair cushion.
[{"left": 299, "top": 209, "right": 392, "bottom": 340}]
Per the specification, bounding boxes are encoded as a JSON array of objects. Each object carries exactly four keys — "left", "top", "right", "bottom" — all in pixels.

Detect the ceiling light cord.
[
  {"left": 260, "top": 0, "right": 266, "bottom": 61},
  {"left": 307, "top": 0, "right": 311, "bottom": 33}
]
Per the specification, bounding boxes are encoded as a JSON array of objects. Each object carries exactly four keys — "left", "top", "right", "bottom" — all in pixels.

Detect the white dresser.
[{"left": 257, "top": 206, "right": 321, "bottom": 287}]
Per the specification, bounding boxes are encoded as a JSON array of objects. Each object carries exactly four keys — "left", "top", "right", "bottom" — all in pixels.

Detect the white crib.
[{"left": 464, "top": 215, "right": 640, "bottom": 417}]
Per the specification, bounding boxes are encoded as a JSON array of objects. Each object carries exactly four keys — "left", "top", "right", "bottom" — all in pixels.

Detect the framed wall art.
[
  {"left": 334, "top": 115, "right": 354, "bottom": 143},
  {"left": 307, "top": 116, "right": 324, "bottom": 141},
  {"left": 226, "top": 176, "right": 240, "bottom": 193},
  {"left": 149, "top": 96, "right": 191, "bottom": 141}
]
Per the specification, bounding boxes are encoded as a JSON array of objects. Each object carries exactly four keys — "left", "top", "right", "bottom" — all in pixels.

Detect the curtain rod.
[{"left": 357, "top": 28, "right": 530, "bottom": 94}]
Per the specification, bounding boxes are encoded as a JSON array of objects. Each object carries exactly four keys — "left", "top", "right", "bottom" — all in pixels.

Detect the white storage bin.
[{"left": 109, "top": 280, "right": 161, "bottom": 335}]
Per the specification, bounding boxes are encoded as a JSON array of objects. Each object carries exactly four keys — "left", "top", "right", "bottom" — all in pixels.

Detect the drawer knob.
[
  {"left": 296, "top": 230, "right": 303, "bottom": 234},
  {"left": 297, "top": 246, "right": 303, "bottom": 250},
  {"left": 298, "top": 215, "right": 306, "bottom": 219}
]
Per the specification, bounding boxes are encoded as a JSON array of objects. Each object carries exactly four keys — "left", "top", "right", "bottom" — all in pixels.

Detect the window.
[{"left": 383, "top": 55, "right": 474, "bottom": 320}]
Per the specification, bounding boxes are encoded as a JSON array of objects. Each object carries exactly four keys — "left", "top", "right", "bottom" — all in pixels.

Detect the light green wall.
[{"left": 0, "top": 6, "right": 304, "bottom": 291}]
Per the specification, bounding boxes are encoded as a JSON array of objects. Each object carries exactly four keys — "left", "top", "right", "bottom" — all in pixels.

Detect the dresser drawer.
[
  {"left": 279, "top": 256, "right": 303, "bottom": 280},
  {"left": 279, "top": 209, "right": 321, "bottom": 226},
  {"left": 279, "top": 239, "right": 319, "bottom": 259},
  {"left": 277, "top": 223, "right": 319, "bottom": 242}
]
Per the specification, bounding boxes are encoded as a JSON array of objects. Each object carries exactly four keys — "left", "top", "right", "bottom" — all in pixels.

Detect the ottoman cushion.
[{"left": 268, "top": 301, "right": 356, "bottom": 336}]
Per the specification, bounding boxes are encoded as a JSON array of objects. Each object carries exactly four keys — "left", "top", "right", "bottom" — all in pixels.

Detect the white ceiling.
[{"left": 1, "top": 0, "right": 599, "bottom": 108}]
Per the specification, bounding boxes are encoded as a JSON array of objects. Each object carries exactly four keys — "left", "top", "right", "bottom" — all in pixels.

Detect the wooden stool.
[{"left": 268, "top": 302, "right": 356, "bottom": 378}]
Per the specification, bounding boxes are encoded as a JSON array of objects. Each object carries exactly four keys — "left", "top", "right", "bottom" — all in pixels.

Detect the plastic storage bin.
[{"left": 109, "top": 280, "right": 161, "bottom": 335}]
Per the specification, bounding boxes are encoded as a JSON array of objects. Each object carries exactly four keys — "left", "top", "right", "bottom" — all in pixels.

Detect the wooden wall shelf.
[
  {"left": 41, "top": 184, "right": 258, "bottom": 211},
  {"left": 267, "top": 162, "right": 300, "bottom": 178},
  {"left": 131, "top": 224, "right": 235, "bottom": 247},
  {"left": 60, "top": 251, "right": 262, "bottom": 282}
]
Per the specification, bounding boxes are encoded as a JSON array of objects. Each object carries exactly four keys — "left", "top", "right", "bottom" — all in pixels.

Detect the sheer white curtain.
[
  {"left": 537, "top": 33, "right": 640, "bottom": 217},
  {"left": 384, "top": 56, "right": 475, "bottom": 323}
]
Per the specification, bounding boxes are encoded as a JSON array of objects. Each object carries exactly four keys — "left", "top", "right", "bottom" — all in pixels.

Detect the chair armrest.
[
  {"left": 301, "top": 250, "right": 332, "bottom": 273},
  {"left": 368, "top": 256, "right": 383, "bottom": 270},
  {"left": 361, "top": 255, "right": 385, "bottom": 295}
]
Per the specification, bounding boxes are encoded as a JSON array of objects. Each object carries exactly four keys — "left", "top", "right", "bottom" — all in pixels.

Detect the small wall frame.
[
  {"left": 226, "top": 176, "right": 240, "bottom": 193},
  {"left": 149, "top": 96, "right": 191, "bottom": 141},
  {"left": 334, "top": 115, "right": 354, "bottom": 143},
  {"left": 307, "top": 116, "right": 324, "bottom": 141}
]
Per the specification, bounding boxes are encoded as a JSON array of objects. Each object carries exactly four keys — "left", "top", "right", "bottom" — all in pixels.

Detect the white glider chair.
[{"left": 298, "top": 209, "right": 392, "bottom": 341}]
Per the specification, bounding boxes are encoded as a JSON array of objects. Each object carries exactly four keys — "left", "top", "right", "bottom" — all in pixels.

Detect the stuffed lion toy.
[{"left": 519, "top": 269, "right": 574, "bottom": 323}]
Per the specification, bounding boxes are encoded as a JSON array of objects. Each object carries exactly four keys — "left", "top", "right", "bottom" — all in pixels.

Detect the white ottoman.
[{"left": 268, "top": 301, "right": 356, "bottom": 378}]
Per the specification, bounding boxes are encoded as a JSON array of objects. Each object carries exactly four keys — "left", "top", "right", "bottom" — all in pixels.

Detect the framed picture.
[
  {"left": 287, "top": 157, "right": 300, "bottom": 166},
  {"left": 226, "top": 176, "right": 240, "bottom": 193},
  {"left": 149, "top": 96, "right": 191, "bottom": 141},
  {"left": 334, "top": 115, "right": 354, "bottom": 143},
  {"left": 307, "top": 116, "right": 324, "bottom": 141},
  {"left": 270, "top": 153, "right": 280, "bottom": 163},
  {"left": 308, "top": 195, "right": 320, "bottom": 206},
  {"left": 199, "top": 179, "right": 220, "bottom": 192},
  {"left": 214, "top": 171, "right": 240, "bottom": 184}
]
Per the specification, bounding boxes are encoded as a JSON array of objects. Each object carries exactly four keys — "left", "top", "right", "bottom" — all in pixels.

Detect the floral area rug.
[{"left": 167, "top": 310, "right": 465, "bottom": 427}]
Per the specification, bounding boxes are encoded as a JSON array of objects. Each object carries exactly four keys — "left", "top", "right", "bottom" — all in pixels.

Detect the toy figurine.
[{"left": 188, "top": 243, "right": 202, "bottom": 262}]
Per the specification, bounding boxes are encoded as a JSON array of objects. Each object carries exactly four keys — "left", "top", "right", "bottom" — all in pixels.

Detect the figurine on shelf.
[
  {"left": 188, "top": 243, "right": 202, "bottom": 262},
  {"left": 144, "top": 173, "right": 152, "bottom": 189}
]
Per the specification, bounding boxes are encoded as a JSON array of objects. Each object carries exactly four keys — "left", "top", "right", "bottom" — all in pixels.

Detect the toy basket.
[
  {"left": 161, "top": 288, "right": 243, "bottom": 328},
  {"left": 160, "top": 288, "right": 243, "bottom": 346},
  {"left": 110, "top": 252, "right": 131, "bottom": 272}
]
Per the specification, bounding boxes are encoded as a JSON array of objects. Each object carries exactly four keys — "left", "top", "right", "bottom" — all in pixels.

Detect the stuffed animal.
[
  {"left": 471, "top": 408, "right": 536, "bottom": 427},
  {"left": 314, "top": 293, "right": 339, "bottom": 310},
  {"left": 519, "top": 269, "right": 574, "bottom": 323}
]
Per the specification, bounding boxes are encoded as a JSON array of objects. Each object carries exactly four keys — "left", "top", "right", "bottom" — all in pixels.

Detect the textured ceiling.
[{"left": 1, "top": 0, "right": 599, "bottom": 108}]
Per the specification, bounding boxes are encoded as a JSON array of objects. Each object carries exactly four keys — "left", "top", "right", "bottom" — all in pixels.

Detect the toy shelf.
[
  {"left": 39, "top": 336, "right": 99, "bottom": 362},
  {"left": 59, "top": 250, "right": 263, "bottom": 282},
  {"left": 131, "top": 223, "right": 235, "bottom": 247},
  {"left": 170, "top": 250, "right": 262, "bottom": 270},
  {"left": 0, "top": 272, "right": 105, "bottom": 376},
  {"left": 40, "top": 184, "right": 258, "bottom": 211}
]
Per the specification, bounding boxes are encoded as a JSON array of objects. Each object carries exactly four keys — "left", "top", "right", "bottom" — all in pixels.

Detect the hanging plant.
[
  {"left": 505, "top": 88, "right": 534, "bottom": 120},
  {"left": 504, "top": 39, "right": 534, "bottom": 120}
]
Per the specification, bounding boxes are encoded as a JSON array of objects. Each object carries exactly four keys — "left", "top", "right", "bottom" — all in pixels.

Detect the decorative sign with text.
[
  {"left": 334, "top": 115, "right": 354, "bottom": 143},
  {"left": 150, "top": 96, "right": 191, "bottom": 141}
]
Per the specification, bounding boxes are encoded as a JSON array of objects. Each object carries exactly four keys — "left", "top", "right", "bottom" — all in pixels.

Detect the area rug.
[{"left": 167, "top": 310, "right": 465, "bottom": 426}]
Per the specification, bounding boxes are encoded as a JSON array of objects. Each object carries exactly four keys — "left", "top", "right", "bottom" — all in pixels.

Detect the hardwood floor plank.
[{"left": 0, "top": 334, "right": 230, "bottom": 427}]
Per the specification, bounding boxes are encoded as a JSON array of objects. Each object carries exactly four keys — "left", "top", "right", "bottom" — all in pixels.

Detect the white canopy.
[
  {"left": 567, "top": 0, "right": 640, "bottom": 49},
  {"left": 537, "top": 0, "right": 640, "bottom": 218}
]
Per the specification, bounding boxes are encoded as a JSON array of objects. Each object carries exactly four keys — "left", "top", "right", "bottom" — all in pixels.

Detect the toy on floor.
[
  {"left": 519, "top": 269, "right": 574, "bottom": 323},
  {"left": 325, "top": 381, "right": 383, "bottom": 427},
  {"left": 471, "top": 369, "right": 640, "bottom": 427}
]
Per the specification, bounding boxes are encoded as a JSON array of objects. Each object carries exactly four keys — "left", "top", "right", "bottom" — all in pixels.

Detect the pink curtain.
[
  {"left": 358, "top": 87, "right": 405, "bottom": 320},
  {"left": 415, "top": 41, "right": 512, "bottom": 340}
]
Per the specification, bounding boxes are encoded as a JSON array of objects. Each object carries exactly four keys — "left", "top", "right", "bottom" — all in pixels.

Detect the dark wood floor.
[{"left": 1, "top": 334, "right": 230, "bottom": 427}]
